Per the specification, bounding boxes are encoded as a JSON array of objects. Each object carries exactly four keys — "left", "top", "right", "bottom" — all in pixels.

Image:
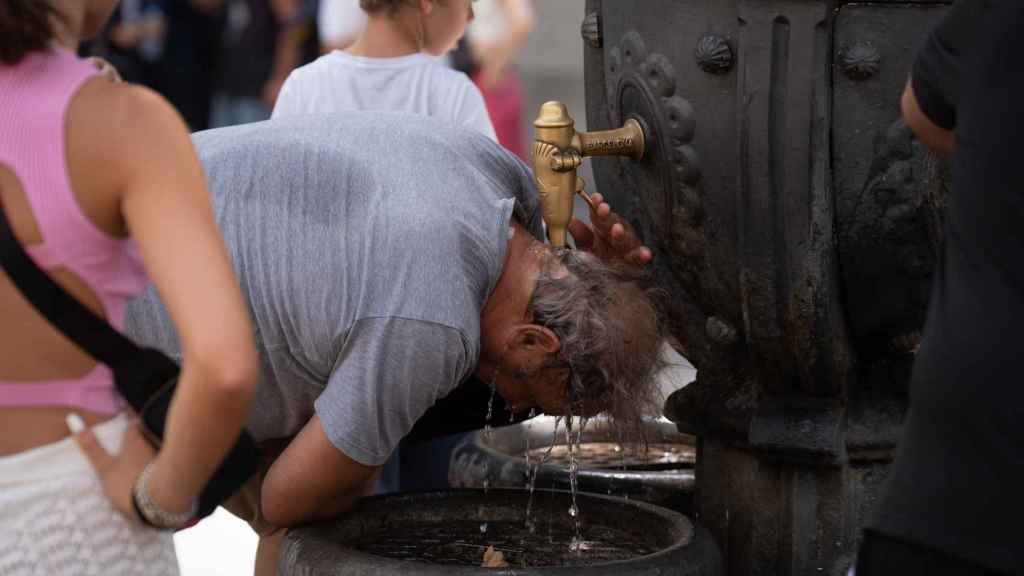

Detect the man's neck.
[{"left": 346, "top": 14, "right": 422, "bottom": 58}]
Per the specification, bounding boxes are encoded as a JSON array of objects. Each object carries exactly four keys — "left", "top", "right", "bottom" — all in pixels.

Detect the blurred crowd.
[
  {"left": 80, "top": 0, "right": 534, "bottom": 157},
  {"left": 81, "top": 0, "right": 319, "bottom": 131}
]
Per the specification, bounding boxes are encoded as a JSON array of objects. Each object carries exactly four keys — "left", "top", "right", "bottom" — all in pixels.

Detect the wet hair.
[
  {"left": 0, "top": 0, "right": 59, "bottom": 65},
  {"left": 528, "top": 249, "right": 669, "bottom": 437}
]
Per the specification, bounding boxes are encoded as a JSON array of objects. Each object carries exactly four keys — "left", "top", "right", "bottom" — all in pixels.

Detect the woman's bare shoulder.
[
  {"left": 69, "top": 77, "right": 193, "bottom": 163},
  {"left": 67, "top": 76, "right": 198, "bottom": 189}
]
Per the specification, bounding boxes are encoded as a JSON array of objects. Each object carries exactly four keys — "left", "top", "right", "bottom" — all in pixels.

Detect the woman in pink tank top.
[{"left": 0, "top": 2, "right": 259, "bottom": 574}]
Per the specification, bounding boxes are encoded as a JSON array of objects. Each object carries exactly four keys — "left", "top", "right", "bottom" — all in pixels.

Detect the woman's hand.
[
  {"left": 73, "top": 417, "right": 156, "bottom": 522},
  {"left": 567, "top": 192, "right": 653, "bottom": 267}
]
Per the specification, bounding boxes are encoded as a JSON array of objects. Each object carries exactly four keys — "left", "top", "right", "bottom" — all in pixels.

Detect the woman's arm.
[{"left": 77, "top": 81, "right": 258, "bottom": 517}]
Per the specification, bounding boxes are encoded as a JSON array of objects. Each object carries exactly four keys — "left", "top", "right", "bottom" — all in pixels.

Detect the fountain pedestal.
[{"left": 580, "top": 1, "right": 952, "bottom": 574}]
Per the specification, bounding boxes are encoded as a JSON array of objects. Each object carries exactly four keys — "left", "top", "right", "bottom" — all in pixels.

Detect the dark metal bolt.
[
  {"left": 695, "top": 35, "right": 734, "bottom": 74},
  {"left": 706, "top": 316, "right": 738, "bottom": 345},
  {"left": 839, "top": 42, "right": 881, "bottom": 80},
  {"left": 581, "top": 11, "right": 602, "bottom": 49}
]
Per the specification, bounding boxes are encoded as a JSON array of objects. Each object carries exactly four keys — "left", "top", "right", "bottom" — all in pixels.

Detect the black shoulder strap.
[{"left": 0, "top": 196, "right": 141, "bottom": 368}]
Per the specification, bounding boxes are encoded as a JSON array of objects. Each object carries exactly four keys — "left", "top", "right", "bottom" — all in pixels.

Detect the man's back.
[{"left": 127, "top": 112, "right": 541, "bottom": 462}]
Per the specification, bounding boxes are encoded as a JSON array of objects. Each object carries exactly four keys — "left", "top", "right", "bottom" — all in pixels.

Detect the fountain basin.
[
  {"left": 449, "top": 417, "right": 696, "bottom": 514},
  {"left": 279, "top": 489, "right": 721, "bottom": 575}
]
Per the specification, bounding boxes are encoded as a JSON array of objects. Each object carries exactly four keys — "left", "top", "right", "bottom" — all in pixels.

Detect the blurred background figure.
[
  {"left": 317, "top": 0, "right": 367, "bottom": 53},
  {"left": 87, "top": 0, "right": 167, "bottom": 88},
  {"left": 210, "top": 0, "right": 304, "bottom": 127},
  {"left": 452, "top": 0, "right": 533, "bottom": 159},
  {"left": 273, "top": 0, "right": 495, "bottom": 142},
  {"left": 157, "top": 0, "right": 222, "bottom": 130}
]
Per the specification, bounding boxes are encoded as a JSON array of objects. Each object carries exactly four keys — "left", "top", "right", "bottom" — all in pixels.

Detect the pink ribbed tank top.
[{"left": 0, "top": 48, "right": 150, "bottom": 414}]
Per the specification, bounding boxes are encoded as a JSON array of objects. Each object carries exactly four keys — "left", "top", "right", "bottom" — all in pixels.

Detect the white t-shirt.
[{"left": 272, "top": 51, "right": 497, "bottom": 141}]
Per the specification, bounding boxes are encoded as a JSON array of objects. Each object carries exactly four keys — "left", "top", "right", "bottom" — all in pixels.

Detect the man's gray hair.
[{"left": 528, "top": 249, "right": 668, "bottom": 434}]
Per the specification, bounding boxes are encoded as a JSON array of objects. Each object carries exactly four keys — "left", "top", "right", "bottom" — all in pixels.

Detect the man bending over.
[{"left": 125, "top": 112, "right": 666, "bottom": 571}]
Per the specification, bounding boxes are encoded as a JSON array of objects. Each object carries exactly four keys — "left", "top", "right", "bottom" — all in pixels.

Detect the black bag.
[{"left": 0, "top": 198, "right": 258, "bottom": 519}]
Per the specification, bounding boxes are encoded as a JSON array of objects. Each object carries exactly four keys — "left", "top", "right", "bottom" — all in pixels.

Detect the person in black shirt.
[
  {"left": 156, "top": 0, "right": 222, "bottom": 131},
  {"left": 210, "top": 0, "right": 304, "bottom": 127},
  {"left": 857, "top": 1, "right": 1024, "bottom": 574}
]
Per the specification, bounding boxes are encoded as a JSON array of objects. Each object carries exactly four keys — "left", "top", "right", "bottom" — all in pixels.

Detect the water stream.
[
  {"left": 479, "top": 380, "right": 499, "bottom": 534},
  {"left": 524, "top": 415, "right": 559, "bottom": 534},
  {"left": 564, "top": 413, "right": 590, "bottom": 554},
  {"left": 479, "top": 375, "right": 591, "bottom": 555}
]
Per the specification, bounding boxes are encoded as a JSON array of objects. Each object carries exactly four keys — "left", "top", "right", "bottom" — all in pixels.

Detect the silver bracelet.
[{"left": 131, "top": 462, "right": 198, "bottom": 530}]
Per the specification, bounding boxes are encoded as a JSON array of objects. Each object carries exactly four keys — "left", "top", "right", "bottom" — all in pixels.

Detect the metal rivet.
[
  {"left": 839, "top": 42, "right": 881, "bottom": 80},
  {"left": 706, "top": 317, "right": 738, "bottom": 345},
  {"left": 695, "top": 35, "right": 734, "bottom": 74},
  {"left": 580, "top": 11, "right": 602, "bottom": 49}
]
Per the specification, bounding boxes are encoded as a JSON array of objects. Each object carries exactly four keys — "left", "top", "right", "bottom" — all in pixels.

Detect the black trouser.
[{"left": 857, "top": 531, "right": 1004, "bottom": 576}]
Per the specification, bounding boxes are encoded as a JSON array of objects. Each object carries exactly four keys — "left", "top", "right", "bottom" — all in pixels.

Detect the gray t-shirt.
[{"left": 126, "top": 112, "right": 543, "bottom": 466}]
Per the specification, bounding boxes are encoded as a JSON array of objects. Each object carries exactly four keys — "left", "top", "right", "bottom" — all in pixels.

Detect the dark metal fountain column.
[{"left": 581, "top": 1, "right": 950, "bottom": 574}]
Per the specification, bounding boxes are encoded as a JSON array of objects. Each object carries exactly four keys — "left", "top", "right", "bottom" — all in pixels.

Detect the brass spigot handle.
[{"left": 577, "top": 119, "right": 646, "bottom": 160}]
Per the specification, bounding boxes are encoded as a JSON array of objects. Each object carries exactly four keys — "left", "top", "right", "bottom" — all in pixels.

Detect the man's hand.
[{"left": 567, "top": 192, "right": 653, "bottom": 267}]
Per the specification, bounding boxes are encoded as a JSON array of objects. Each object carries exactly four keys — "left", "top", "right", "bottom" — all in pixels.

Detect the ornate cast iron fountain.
[{"left": 560, "top": 1, "right": 953, "bottom": 574}]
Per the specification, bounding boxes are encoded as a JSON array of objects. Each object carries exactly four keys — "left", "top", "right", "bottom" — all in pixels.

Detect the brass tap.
[{"left": 532, "top": 101, "right": 645, "bottom": 247}]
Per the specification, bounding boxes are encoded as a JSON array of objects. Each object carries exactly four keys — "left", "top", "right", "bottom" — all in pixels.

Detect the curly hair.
[{"left": 527, "top": 249, "right": 669, "bottom": 437}]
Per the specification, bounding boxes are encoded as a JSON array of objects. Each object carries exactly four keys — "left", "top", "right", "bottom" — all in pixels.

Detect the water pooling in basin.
[
  {"left": 527, "top": 442, "right": 695, "bottom": 470},
  {"left": 351, "top": 519, "right": 660, "bottom": 567},
  {"left": 279, "top": 489, "right": 706, "bottom": 574}
]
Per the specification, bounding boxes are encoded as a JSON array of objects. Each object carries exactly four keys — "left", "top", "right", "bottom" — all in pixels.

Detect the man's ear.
[{"left": 510, "top": 324, "right": 561, "bottom": 355}]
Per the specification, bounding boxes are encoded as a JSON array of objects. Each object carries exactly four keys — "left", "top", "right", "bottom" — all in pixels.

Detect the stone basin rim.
[
  {"left": 280, "top": 489, "right": 701, "bottom": 575},
  {"left": 471, "top": 417, "right": 696, "bottom": 483}
]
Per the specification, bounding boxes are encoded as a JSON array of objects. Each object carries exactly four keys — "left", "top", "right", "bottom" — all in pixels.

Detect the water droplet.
[
  {"left": 613, "top": 444, "right": 622, "bottom": 453},
  {"left": 568, "top": 505, "right": 578, "bottom": 517},
  {"left": 480, "top": 522, "right": 488, "bottom": 533}
]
